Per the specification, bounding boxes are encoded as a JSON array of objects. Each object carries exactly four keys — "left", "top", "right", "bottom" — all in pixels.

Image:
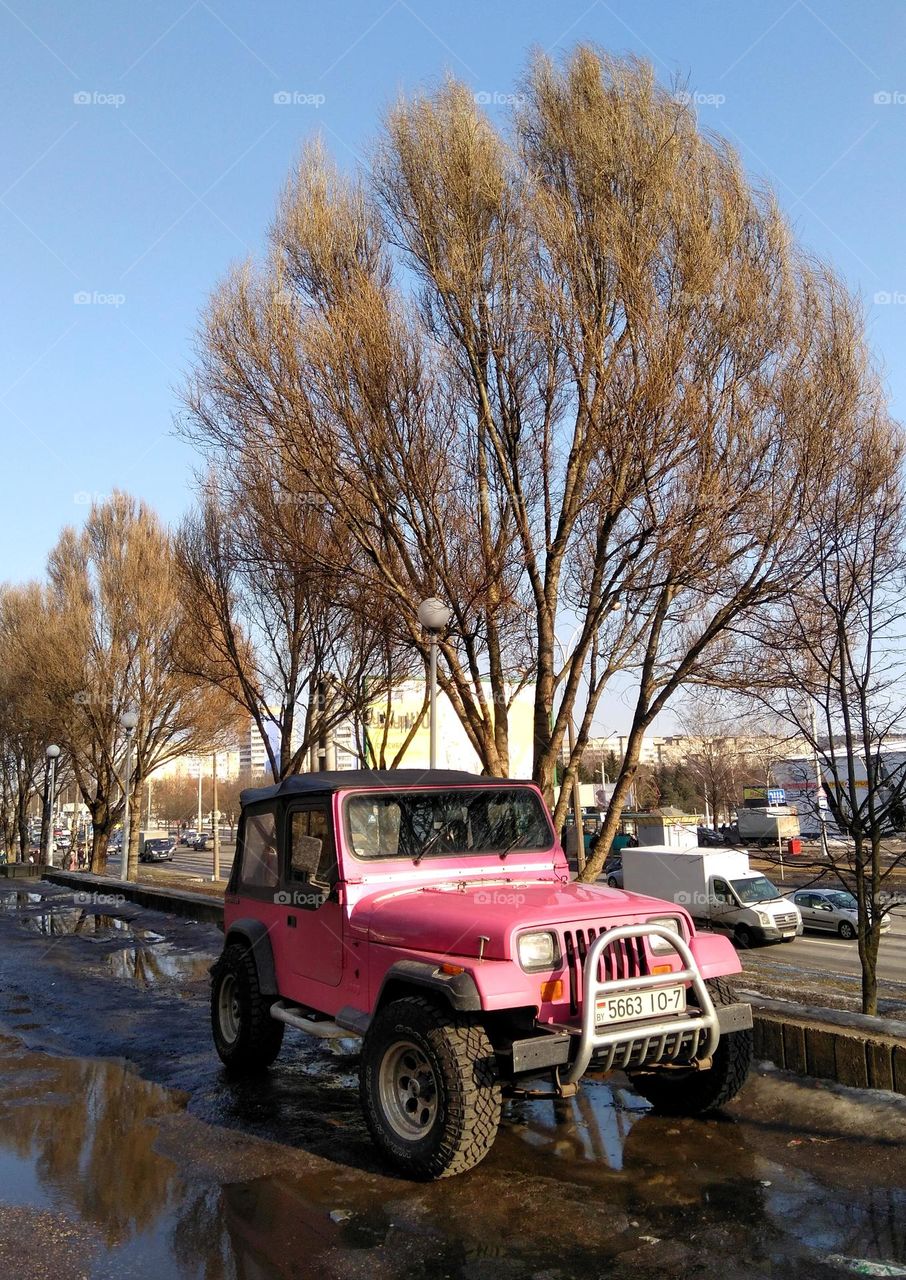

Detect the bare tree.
[
  {"left": 15, "top": 494, "right": 237, "bottom": 874},
  {"left": 739, "top": 409, "right": 906, "bottom": 1014},
  {"left": 0, "top": 585, "right": 51, "bottom": 858},
  {"left": 175, "top": 464, "right": 414, "bottom": 782},
  {"left": 180, "top": 45, "right": 886, "bottom": 847}
]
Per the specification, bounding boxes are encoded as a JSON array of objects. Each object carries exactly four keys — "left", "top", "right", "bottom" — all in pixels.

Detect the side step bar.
[{"left": 270, "top": 1001, "right": 349, "bottom": 1039}]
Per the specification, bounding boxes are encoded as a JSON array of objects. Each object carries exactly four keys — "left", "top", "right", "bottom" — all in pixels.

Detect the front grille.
[
  {"left": 774, "top": 912, "right": 798, "bottom": 929},
  {"left": 562, "top": 925, "right": 649, "bottom": 1016}
]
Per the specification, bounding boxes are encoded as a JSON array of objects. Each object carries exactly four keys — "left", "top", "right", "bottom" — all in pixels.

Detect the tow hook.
[{"left": 554, "top": 1067, "right": 579, "bottom": 1098}]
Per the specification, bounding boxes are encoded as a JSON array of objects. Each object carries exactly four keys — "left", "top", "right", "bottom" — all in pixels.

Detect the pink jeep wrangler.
[{"left": 212, "top": 770, "right": 753, "bottom": 1178}]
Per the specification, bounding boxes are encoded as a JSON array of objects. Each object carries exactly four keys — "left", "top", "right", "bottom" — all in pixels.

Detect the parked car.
[
  {"left": 601, "top": 853, "right": 624, "bottom": 888},
  {"left": 211, "top": 768, "right": 753, "bottom": 1179},
  {"left": 139, "top": 837, "right": 175, "bottom": 863},
  {"left": 791, "top": 888, "right": 891, "bottom": 940}
]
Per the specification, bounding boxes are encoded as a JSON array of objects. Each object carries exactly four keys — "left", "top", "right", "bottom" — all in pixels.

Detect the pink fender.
[{"left": 689, "top": 931, "right": 741, "bottom": 979}]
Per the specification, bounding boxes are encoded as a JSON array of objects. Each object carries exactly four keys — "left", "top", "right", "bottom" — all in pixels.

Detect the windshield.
[
  {"left": 345, "top": 787, "right": 553, "bottom": 860},
  {"left": 146, "top": 839, "right": 170, "bottom": 850},
  {"left": 824, "top": 891, "right": 857, "bottom": 910},
  {"left": 731, "top": 875, "right": 782, "bottom": 904}
]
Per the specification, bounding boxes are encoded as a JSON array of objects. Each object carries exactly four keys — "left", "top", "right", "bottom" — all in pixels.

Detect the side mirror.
[{"left": 291, "top": 834, "right": 328, "bottom": 888}]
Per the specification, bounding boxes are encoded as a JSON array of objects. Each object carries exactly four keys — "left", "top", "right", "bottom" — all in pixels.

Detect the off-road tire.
[
  {"left": 360, "top": 995, "right": 502, "bottom": 1179},
  {"left": 627, "top": 977, "right": 753, "bottom": 1116},
  {"left": 211, "top": 942, "right": 284, "bottom": 1072}
]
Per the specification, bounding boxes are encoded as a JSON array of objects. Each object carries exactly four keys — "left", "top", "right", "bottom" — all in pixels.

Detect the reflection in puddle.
[
  {"left": 104, "top": 945, "right": 212, "bottom": 985},
  {"left": 17, "top": 909, "right": 163, "bottom": 944},
  {"left": 0, "top": 1033, "right": 357, "bottom": 1279},
  {"left": 510, "top": 1083, "right": 649, "bottom": 1170}
]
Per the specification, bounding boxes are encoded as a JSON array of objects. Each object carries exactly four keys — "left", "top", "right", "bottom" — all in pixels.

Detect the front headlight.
[
  {"left": 517, "top": 931, "right": 560, "bottom": 971},
  {"left": 647, "top": 916, "right": 683, "bottom": 953},
  {"left": 755, "top": 910, "right": 772, "bottom": 927}
]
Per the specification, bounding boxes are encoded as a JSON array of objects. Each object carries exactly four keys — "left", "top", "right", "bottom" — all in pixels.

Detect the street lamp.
[
  {"left": 42, "top": 745, "right": 60, "bottom": 867},
  {"left": 120, "top": 708, "right": 139, "bottom": 880},
  {"left": 418, "top": 597, "right": 452, "bottom": 769}
]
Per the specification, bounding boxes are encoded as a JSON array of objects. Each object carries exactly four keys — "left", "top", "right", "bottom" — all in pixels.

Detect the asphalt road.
[
  {"left": 0, "top": 882, "right": 905, "bottom": 1280},
  {"left": 740, "top": 912, "right": 906, "bottom": 1014}
]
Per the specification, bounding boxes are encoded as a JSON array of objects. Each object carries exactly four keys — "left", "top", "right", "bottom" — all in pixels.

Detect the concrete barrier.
[
  {"left": 42, "top": 870, "right": 224, "bottom": 926},
  {"left": 751, "top": 995, "right": 906, "bottom": 1096},
  {"left": 0, "top": 862, "right": 48, "bottom": 879}
]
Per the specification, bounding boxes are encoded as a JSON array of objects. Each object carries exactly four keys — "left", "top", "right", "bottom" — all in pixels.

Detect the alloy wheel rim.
[
  {"left": 378, "top": 1040, "right": 439, "bottom": 1140},
  {"left": 218, "top": 972, "right": 241, "bottom": 1044}
]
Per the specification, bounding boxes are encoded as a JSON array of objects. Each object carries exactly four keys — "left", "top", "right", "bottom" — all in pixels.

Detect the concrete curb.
[
  {"left": 42, "top": 871, "right": 225, "bottom": 926},
  {"left": 36, "top": 874, "right": 906, "bottom": 1095},
  {"left": 750, "top": 995, "right": 906, "bottom": 1095}
]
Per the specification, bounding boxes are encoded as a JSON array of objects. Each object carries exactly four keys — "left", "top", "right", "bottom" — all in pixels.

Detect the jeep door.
[{"left": 280, "top": 800, "right": 345, "bottom": 995}]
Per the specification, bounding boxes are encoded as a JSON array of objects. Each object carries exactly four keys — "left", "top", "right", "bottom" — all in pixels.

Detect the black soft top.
[{"left": 240, "top": 768, "right": 521, "bottom": 808}]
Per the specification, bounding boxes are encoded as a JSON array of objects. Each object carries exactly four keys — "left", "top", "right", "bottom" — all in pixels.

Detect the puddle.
[
  {"left": 102, "top": 945, "right": 212, "bottom": 985},
  {"left": 0, "top": 1032, "right": 377, "bottom": 1279},
  {"left": 0, "top": 1025, "right": 904, "bottom": 1279},
  {"left": 16, "top": 909, "right": 163, "bottom": 944}
]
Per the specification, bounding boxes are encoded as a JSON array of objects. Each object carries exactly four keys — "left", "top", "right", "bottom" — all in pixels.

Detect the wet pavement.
[{"left": 0, "top": 882, "right": 904, "bottom": 1279}]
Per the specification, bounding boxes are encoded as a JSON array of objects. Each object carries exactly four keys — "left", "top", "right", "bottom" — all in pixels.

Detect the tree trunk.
[{"left": 858, "top": 921, "right": 880, "bottom": 1016}]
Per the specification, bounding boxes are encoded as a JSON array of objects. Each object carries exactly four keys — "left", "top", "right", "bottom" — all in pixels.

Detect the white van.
[{"left": 620, "top": 846, "right": 802, "bottom": 948}]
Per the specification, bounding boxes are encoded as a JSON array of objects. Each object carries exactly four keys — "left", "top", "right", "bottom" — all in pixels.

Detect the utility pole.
[
  {"left": 212, "top": 751, "right": 220, "bottom": 882},
  {"left": 566, "top": 715, "right": 586, "bottom": 875},
  {"left": 120, "top": 709, "right": 138, "bottom": 880},
  {"left": 42, "top": 745, "right": 60, "bottom": 867}
]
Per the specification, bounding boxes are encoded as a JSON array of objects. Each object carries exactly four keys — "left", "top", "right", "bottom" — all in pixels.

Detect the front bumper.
[
  {"left": 750, "top": 923, "right": 800, "bottom": 943},
  {"left": 509, "top": 923, "right": 751, "bottom": 1084}
]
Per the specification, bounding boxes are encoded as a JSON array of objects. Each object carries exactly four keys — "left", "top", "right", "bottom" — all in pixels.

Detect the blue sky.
[{"left": 2, "top": 2, "right": 905, "bottom": 702}]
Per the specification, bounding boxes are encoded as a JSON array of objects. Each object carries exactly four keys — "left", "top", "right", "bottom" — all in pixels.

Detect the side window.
[
  {"left": 240, "top": 809, "right": 278, "bottom": 891},
  {"left": 711, "top": 879, "right": 731, "bottom": 905},
  {"left": 289, "top": 807, "right": 337, "bottom": 890}
]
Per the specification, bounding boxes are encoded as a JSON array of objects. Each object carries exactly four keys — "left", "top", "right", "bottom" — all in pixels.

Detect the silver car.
[{"left": 792, "top": 888, "right": 891, "bottom": 940}]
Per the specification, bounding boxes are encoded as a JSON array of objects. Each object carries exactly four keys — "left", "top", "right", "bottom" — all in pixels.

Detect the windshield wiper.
[
  {"left": 413, "top": 826, "right": 448, "bottom": 865},
  {"left": 497, "top": 833, "right": 524, "bottom": 860}
]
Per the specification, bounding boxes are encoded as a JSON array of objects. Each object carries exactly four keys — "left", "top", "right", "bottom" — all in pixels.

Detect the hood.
[{"left": 349, "top": 879, "right": 687, "bottom": 961}]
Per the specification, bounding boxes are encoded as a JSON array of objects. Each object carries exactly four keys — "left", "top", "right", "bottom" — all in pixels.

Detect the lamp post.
[
  {"left": 418, "top": 598, "right": 452, "bottom": 769},
  {"left": 42, "top": 745, "right": 60, "bottom": 867},
  {"left": 120, "top": 708, "right": 138, "bottom": 880}
]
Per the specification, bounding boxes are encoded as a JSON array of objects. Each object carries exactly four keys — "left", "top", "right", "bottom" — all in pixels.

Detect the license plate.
[{"left": 595, "top": 984, "right": 685, "bottom": 1026}]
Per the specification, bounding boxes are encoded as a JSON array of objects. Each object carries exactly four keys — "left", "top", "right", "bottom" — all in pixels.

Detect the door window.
[
  {"left": 288, "top": 807, "right": 336, "bottom": 905},
  {"left": 711, "top": 878, "right": 733, "bottom": 906},
  {"left": 239, "top": 809, "right": 279, "bottom": 891}
]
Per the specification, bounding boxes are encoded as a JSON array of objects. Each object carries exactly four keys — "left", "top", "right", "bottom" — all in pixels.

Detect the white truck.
[
  {"left": 735, "top": 805, "right": 800, "bottom": 847},
  {"left": 621, "top": 846, "right": 802, "bottom": 948}
]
